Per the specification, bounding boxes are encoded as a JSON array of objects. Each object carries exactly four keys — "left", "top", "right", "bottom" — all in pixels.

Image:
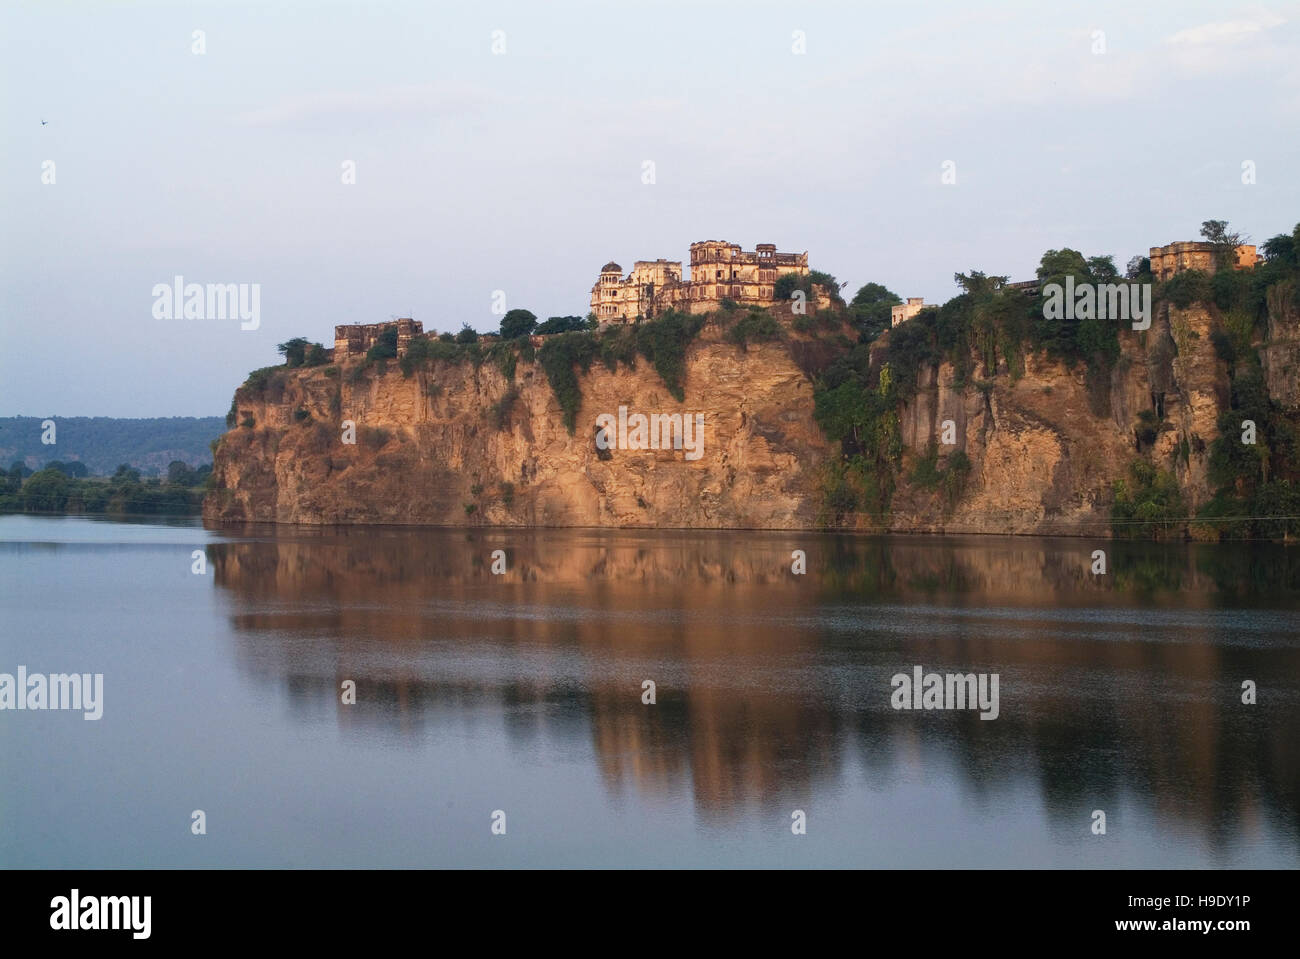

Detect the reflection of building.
[
  {"left": 591, "top": 241, "right": 810, "bottom": 324},
  {"left": 1149, "top": 241, "right": 1258, "bottom": 281},
  {"left": 891, "top": 297, "right": 929, "bottom": 327}
]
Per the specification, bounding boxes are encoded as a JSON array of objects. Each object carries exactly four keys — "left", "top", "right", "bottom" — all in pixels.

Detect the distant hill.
[{"left": 0, "top": 416, "right": 225, "bottom": 477}]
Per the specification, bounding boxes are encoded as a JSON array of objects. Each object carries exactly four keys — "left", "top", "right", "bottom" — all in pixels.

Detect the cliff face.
[
  {"left": 206, "top": 300, "right": 1289, "bottom": 534},
  {"left": 206, "top": 331, "right": 830, "bottom": 529}
]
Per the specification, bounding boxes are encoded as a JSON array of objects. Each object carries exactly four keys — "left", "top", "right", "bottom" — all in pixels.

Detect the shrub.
[
  {"left": 725, "top": 308, "right": 782, "bottom": 349},
  {"left": 538, "top": 332, "right": 598, "bottom": 433},
  {"left": 242, "top": 365, "right": 282, "bottom": 396},
  {"left": 634, "top": 309, "right": 705, "bottom": 401},
  {"left": 497, "top": 347, "right": 517, "bottom": 381},
  {"left": 366, "top": 328, "right": 398, "bottom": 361},
  {"left": 1111, "top": 460, "right": 1186, "bottom": 539}
]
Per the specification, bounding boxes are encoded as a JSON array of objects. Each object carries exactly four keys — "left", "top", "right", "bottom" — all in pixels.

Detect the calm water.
[{"left": 1, "top": 514, "right": 1298, "bottom": 868}]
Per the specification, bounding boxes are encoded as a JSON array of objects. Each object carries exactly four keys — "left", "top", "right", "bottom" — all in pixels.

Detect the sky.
[{"left": 1, "top": 0, "right": 1298, "bottom": 417}]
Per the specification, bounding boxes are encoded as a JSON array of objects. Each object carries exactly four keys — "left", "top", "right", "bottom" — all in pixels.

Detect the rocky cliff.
[
  {"left": 206, "top": 325, "right": 830, "bottom": 529},
  {"left": 205, "top": 294, "right": 1300, "bottom": 535}
]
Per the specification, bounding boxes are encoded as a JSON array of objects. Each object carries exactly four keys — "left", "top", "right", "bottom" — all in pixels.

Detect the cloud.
[{"left": 1164, "top": 13, "right": 1286, "bottom": 47}]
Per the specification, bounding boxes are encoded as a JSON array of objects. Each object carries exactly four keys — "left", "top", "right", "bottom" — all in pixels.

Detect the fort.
[
  {"left": 891, "top": 297, "right": 931, "bottom": 327},
  {"left": 1149, "top": 241, "right": 1257, "bottom": 281},
  {"left": 591, "top": 241, "right": 810, "bottom": 324},
  {"left": 333, "top": 318, "right": 423, "bottom": 358},
  {"left": 328, "top": 235, "right": 1269, "bottom": 353}
]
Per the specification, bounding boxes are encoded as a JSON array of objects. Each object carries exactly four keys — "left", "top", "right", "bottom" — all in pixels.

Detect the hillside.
[
  {"left": 0, "top": 416, "right": 225, "bottom": 476},
  {"left": 205, "top": 228, "right": 1300, "bottom": 539}
]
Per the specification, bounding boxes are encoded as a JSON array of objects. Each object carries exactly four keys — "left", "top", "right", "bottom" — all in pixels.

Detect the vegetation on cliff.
[{"left": 807, "top": 221, "right": 1300, "bottom": 539}]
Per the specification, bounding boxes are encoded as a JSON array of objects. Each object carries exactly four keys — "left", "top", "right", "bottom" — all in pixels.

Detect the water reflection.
[{"left": 208, "top": 527, "right": 1300, "bottom": 858}]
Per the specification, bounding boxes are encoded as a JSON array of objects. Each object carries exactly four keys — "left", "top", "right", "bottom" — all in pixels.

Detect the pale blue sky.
[{"left": 2, "top": 0, "right": 1297, "bottom": 416}]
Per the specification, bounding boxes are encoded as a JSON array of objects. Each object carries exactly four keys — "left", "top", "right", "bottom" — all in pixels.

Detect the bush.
[
  {"left": 455, "top": 324, "right": 478, "bottom": 344},
  {"left": 599, "top": 325, "right": 637, "bottom": 372},
  {"left": 725, "top": 308, "right": 782, "bottom": 349},
  {"left": 242, "top": 366, "right": 282, "bottom": 396},
  {"left": 538, "top": 332, "right": 598, "bottom": 433},
  {"left": 1159, "top": 270, "right": 1212, "bottom": 310},
  {"left": 366, "top": 328, "right": 398, "bottom": 361},
  {"left": 634, "top": 309, "right": 705, "bottom": 401},
  {"left": 1111, "top": 460, "right": 1186, "bottom": 539},
  {"left": 535, "top": 315, "right": 592, "bottom": 335}
]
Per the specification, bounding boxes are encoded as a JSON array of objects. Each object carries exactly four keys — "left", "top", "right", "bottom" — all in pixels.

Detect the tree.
[
  {"left": 1200, "top": 219, "right": 1247, "bottom": 269},
  {"left": 954, "top": 270, "right": 1009, "bottom": 296},
  {"left": 47, "top": 460, "right": 89, "bottom": 478},
  {"left": 21, "top": 468, "right": 69, "bottom": 512},
  {"left": 536, "top": 315, "right": 590, "bottom": 335},
  {"left": 1125, "top": 255, "right": 1150, "bottom": 280},
  {"left": 167, "top": 460, "right": 197, "bottom": 486},
  {"left": 1087, "top": 255, "right": 1118, "bottom": 280},
  {"left": 1261, "top": 231, "right": 1297, "bottom": 269},
  {"left": 455, "top": 324, "right": 478, "bottom": 344},
  {"left": 366, "top": 328, "right": 398, "bottom": 361},
  {"left": 277, "top": 337, "right": 312, "bottom": 367},
  {"left": 849, "top": 283, "right": 901, "bottom": 341},
  {"left": 499, "top": 309, "right": 538, "bottom": 340}
]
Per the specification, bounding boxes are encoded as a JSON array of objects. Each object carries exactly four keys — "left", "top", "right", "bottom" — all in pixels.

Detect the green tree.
[
  {"left": 21, "top": 468, "right": 70, "bottom": 512},
  {"left": 167, "top": 460, "right": 197, "bottom": 486},
  {"left": 366, "top": 328, "right": 398, "bottom": 361},
  {"left": 1200, "top": 219, "right": 1246, "bottom": 269},
  {"left": 277, "top": 337, "right": 312, "bottom": 367},
  {"left": 849, "top": 282, "right": 901, "bottom": 341},
  {"left": 500, "top": 309, "right": 538, "bottom": 340},
  {"left": 455, "top": 324, "right": 478, "bottom": 344}
]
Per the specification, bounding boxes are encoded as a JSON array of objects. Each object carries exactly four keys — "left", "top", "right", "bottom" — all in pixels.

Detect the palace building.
[{"left": 591, "top": 241, "right": 810, "bottom": 324}]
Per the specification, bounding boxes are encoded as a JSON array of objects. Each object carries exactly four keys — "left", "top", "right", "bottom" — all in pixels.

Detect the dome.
[{"left": 601, "top": 261, "right": 622, "bottom": 273}]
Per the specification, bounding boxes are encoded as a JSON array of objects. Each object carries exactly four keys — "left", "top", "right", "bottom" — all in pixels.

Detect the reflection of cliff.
[{"left": 209, "top": 529, "right": 1300, "bottom": 849}]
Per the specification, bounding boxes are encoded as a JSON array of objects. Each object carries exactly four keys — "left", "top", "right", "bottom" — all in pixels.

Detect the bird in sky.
[{"left": 41, "top": 119, "right": 48, "bottom": 126}]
